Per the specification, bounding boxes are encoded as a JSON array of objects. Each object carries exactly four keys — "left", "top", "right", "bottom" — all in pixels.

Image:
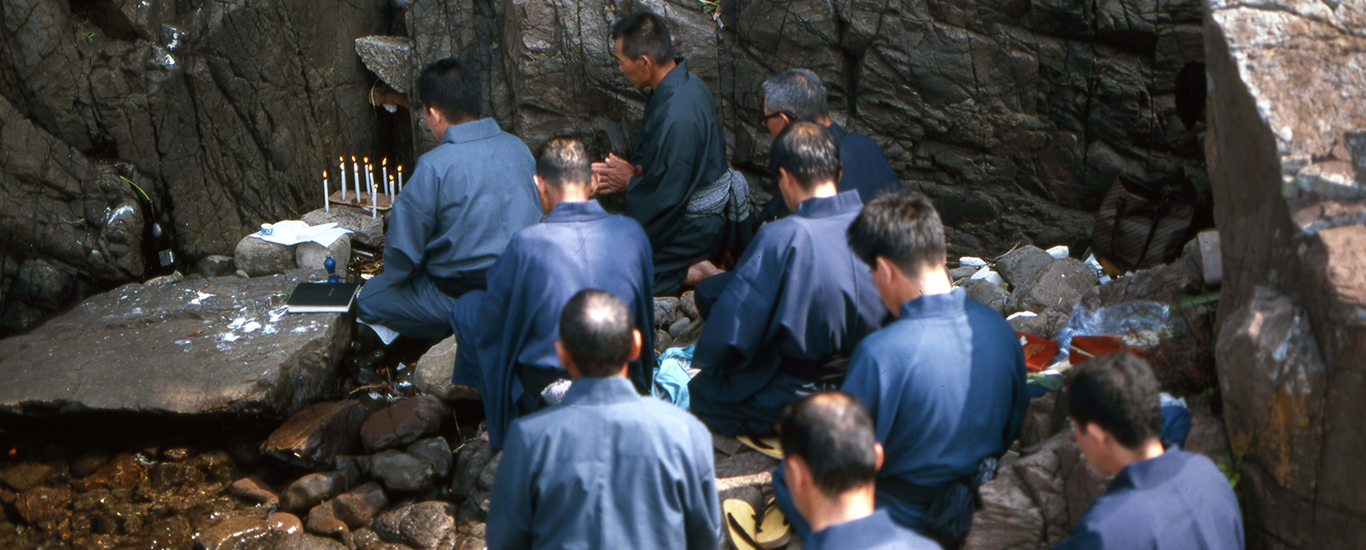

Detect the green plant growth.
[
  {"left": 120, "top": 176, "right": 152, "bottom": 202},
  {"left": 698, "top": 0, "right": 718, "bottom": 14},
  {"left": 1218, "top": 457, "right": 1241, "bottom": 489}
]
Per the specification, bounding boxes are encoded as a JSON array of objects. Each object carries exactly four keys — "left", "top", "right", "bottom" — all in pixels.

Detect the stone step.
[{"left": 0, "top": 270, "right": 351, "bottom": 416}]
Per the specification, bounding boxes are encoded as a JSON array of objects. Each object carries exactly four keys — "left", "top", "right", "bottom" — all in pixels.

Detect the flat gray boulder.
[{"left": 0, "top": 271, "right": 351, "bottom": 416}]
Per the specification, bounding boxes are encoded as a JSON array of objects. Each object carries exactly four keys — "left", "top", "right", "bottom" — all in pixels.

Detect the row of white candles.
[{"left": 323, "top": 156, "right": 405, "bottom": 218}]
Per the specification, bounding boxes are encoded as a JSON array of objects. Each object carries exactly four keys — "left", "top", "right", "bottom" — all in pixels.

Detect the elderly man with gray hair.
[
  {"left": 695, "top": 69, "right": 902, "bottom": 320},
  {"left": 756, "top": 69, "right": 901, "bottom": 222}
]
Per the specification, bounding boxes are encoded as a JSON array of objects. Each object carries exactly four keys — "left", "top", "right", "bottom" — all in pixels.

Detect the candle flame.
[
  {"left": 363, "top": 157, "right": 369, "bottom": 163},
  {"left": 323, "top": 170, "right": 328, "bottom": 177},
  {"left": 338, "top": 156, "right": 343, "bottom": 162},
  {"left": 351, "top": 155, "right": 356, "bottom": 161},
  {"left": 398, "top": 165, "right": 403, "bottom": 172},
  {"left": 382, "top": 158, "right": 387, "bottom": 166}
]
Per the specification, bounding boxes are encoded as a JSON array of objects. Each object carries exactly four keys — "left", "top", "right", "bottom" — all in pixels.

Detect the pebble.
[
  {"left": 268, "top": 512, "right": 303, "bottom": 534},
  {"left": 281, "top": 472, "right": 346, "bottom": 511},
  {"left": 229, "top": 476, "right": 280, "bottom": 507}
]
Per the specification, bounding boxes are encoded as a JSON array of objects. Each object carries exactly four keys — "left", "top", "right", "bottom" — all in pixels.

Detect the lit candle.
[
  {"left": 363, "top": 157, "right": 370, "bottom": 197},
  {"left": 366, "top": 163, "right": 374, "bottom": 203},
  {"left": 352, "top": 156, "right": 360, "bottom": 205},
  {"left": 381, "top": 158, "right": 389, "bottom": 197},
  {"left": 389, "top": 174, "right": 395, "bottom": 201},
  {"left": 338, "top": 157, "right": 346, "bottom": 201},
  {"left": 397, "top": 165, "right": 404, "bottom": 193},
  {"left": 371, "top": 182, "right": 377, "bottom": 219},
  {"left": 323, "top": 170, "right": 330, "bottom": 213}
]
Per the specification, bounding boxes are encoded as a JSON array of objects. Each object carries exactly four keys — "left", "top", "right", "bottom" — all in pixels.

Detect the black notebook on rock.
[{"left": 286, "top": 282, "right": 361, "bottom": 313}]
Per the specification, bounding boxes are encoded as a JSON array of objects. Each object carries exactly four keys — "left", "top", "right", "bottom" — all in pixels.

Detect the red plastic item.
[{"left": 1017, "top": 332, "right": 1059, "bottom": 373}]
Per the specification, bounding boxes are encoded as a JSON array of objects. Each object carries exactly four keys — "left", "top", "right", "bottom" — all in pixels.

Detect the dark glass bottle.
[{"left": 142, "top": 200, "right": 179, "bottom": 278}]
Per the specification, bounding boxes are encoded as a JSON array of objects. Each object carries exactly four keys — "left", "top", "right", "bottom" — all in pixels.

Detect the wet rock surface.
[
  {"left": 0, "top": 272, "right": 351, "bottom": 416},
  {"left": 412, "top": 337, "right": 480, "bottom": 401},
  {"left": 360, "top": 397, "right": 448, "bottom": 453},
  {"left": 263, "top": 400, "right": 373, "bottom": 469}
]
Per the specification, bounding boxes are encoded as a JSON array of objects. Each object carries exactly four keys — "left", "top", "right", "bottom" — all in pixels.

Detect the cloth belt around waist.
[
  {"left": 878, "top": 475, "right": 947, "bottom": 509},
  {"left": 430, "top": 270, "right": 488, "bottom": 298},
  {"left": 879, "top": 456, "right": 1002, "bottom": 509},
  {"left": 686, "top": 168, "right": 750, "bottom": 221}
]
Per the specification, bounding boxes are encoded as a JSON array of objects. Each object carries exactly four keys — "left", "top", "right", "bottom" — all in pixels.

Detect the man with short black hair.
[
  {"left": 688, "top": 121, "right": 884, "bottom": 436},
  {"left": 487, "top": 290, "right": 720, "bottom": 550},
  {"left": 593, "top": 11, "right": 748, "bottom": 295},
  {"left": 358, "top": 58, "right": 542, "bottom": 341},
  {"left": 1057, "top": 352, "right": 1243, "bottom": 549},
  {"left": 449, "top": 138, "right": 655, "bottom": 450},
  {"left": 780, "top": 189, "right": 1025, "bottom": 544},
  {"left": 781, "top": 392, "right": 941, "bottom": 550},
  {"left": 756, "top": 69, "right": 900, "bottom": 221}
]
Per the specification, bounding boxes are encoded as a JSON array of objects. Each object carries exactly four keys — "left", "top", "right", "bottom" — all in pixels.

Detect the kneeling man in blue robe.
[
  {"left": 688, "top": 122, "right": 885, "bottom": 436},
  {"left": 449, "top": 138, "right": 655, "bottom": 450},
  {"left": 357, "top": 58, "right": 542, "bottom": 341},
  {"left": 487, "top": 290, "right": 721, "bottom": 550},
  {"left": 774, "top": 189, "right": 1027, "bottom": 545},
  {"left": 1057, "top": 352, "right": 1243, "bottom": 550}
]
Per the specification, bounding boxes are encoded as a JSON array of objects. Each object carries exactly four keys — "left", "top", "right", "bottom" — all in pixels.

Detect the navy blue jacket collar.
[
  {"left": 828, "top": 120, "right": 848, "bottom": 141},
  {"left": 796, "top": 190, "right": 863, "bottom": 219},
  {"left": 1110, "top": 449, "right": 1189, "bottom": 493},
  {"left": 899, "top": 287, "right": 968, "bottom": 319},
  {"left": 562, "top": 376, "right": 641, "bottom": 407},
  {"left": 441, "top": 118, "right": 502, "bottom": 145},
  {"left": 545, "top": 199, "right": 610, "bottom": 223},
  {"left": 654, "top": 58, "right": 691, "bottom": 94}
]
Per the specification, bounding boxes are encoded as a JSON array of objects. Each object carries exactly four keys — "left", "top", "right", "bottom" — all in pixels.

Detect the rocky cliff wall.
[
  {"left": 0, "top": 0, "right": 390, "bottom": 333},
  {"left": 0, "top": 0, "right": 1207, "bottom": 332},
  {"left": 1205, "top": 0, "right": 1366, "bottom": 546}
]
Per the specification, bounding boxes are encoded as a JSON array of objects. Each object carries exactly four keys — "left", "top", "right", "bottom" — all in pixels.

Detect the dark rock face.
[
  {"left": 0, "top": 0, "right": 389, "bottom": 333},
  {"left": 496, "top": 0, "right": 1203, "bottom": 259},
  {"left": 1206, "top": 1, "right": 1366, "bottom": 545}
]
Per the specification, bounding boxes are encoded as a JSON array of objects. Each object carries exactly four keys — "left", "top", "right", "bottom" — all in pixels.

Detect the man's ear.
[
  {"left": 532, "top": 174, "right": 545, "bottom": 192},
  {"left": 873, "top": 442, "right": 885, "bottom": 473},
  {"left": 628, "top": 329, "right": 642, "bottom": 362},
  {"left": 425, "top": 106, "right": 443, "bottom": 124},
  {"left": 556, "top": 341, "right": 582, "bottom": 379},
  {"left": 784, "top": 455, "right": 812, "bottom": 495},
  {"left": 873, "top": 256, "right": 899, "bottom": 287}
]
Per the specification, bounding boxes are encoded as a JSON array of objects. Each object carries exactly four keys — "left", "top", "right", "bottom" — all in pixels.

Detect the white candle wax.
[
  {"left": 398, "top": 166, "right": 404, "bottom": 193},
  {"left": 352, "top": 157, "right": 361, "bottom": 205},
  {"left": 382, "top": 161, "right": 389, "bottom": 196},
  {"left": 323, "top": 170, "right": 330, "bottom": 213},
  {"left": 338, "top": 158, "right": 346, "bottom": 201},
  {"left": 371, "top": 182, "right": 377, "bottom": 219}
]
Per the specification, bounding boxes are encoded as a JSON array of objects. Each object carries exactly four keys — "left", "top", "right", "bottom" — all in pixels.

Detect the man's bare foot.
[{"left": 684, "top": 260, "right": 724, "bottom": 287}]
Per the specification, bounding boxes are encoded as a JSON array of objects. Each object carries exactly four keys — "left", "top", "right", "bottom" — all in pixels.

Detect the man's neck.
[
  {"left": 1114, "top": 439, "right": 1168, "bottom": 473},
  {"left": 546, "top": 186, "right": 594, "bottom": 212},
  {"left": 648, "top": 58, "right": 679, "bottom": 90},
  {"left": 786, "top": 182, "right": 838, "bottom": 210},
  {"left": 805, "top": 486, "right": 877, "bottom": 533}
]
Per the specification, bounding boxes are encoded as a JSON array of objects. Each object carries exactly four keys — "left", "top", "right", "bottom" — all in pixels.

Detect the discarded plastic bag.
[{"left": 1054, "top": 301, "right": 1170, "bottom": 363}]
